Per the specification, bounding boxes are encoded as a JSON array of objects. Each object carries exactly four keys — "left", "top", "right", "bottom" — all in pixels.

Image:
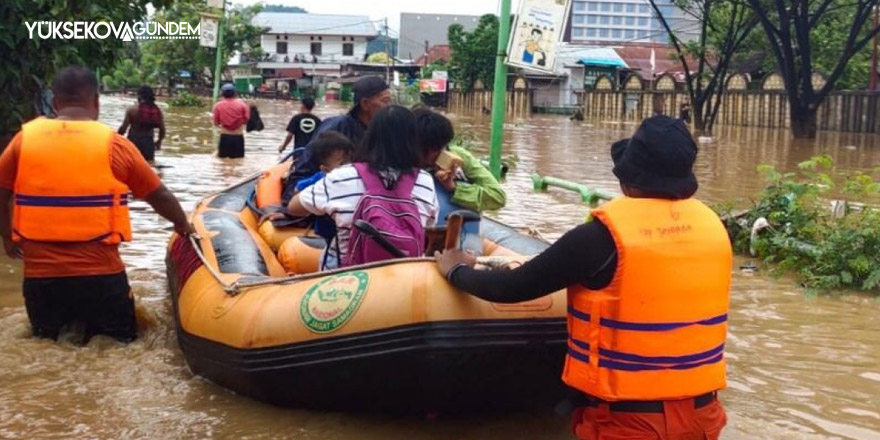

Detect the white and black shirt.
[{"left": 298, "top": 164, "right": 439, "bottom": 269}]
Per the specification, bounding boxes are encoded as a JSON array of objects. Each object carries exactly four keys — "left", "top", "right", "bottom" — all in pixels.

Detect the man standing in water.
[
  {"left": 278, "top": 97, "right": 321, "bottom": 154},
  {"left": 118, "top": 86, "right": 165, "bottom": 162},
  {"left": 283, "top": 76, "right": 391, "bottom": 203},
  {"left": 436, "top": 115, "right": 731, "bottom": 440},
  {"left": 0, "top": 66, "right": 195, "bottom": 344},
  {"left": 212, "top": 83, "right": 250, "bottom": 158}
]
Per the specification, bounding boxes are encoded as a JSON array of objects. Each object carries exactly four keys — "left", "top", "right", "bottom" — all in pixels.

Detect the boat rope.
[{"left": 185, "top": 234, "right": 520, "bottom": 296}]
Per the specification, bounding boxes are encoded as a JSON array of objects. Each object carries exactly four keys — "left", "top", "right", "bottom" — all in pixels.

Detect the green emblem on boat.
[{"left": 300, "top": 271, "right": 369, "bottom": 333}]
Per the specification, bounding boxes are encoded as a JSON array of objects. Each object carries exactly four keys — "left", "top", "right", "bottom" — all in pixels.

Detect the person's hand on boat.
[
  {"left": 434, "top": 169, "right": 457, "bottom": 192},
  {"left": 434, "top": 249, "right": 477, "bottom": 279},
  {"left": 174, "top": 222, "right": 197, "bottom": 238},
  {"left": 3, "top": 239, "right": 23, "bottom": 259}
]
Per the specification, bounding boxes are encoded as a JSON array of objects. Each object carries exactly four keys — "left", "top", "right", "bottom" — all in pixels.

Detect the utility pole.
[
  {"left": 488, "top": 0, "right": 512, "bottom": 180},
  {"left": 384, "top": 18, "right": 391, "bottom": 84},
  {"left": 871, "top": 5, "right": 878, "bottom": 91},
  {"left": 212, "top": 0, "right": 227, "bottom": 106}
]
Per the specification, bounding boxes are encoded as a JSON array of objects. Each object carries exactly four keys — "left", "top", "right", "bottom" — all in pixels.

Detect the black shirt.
[
  {"left": 447, "top": 221, "right": 619, "bottom": 303},
  {"left": 286, "top": 113, "right": 322, "bottom": 149}
]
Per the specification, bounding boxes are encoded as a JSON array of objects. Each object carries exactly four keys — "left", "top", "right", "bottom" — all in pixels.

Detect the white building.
[
  {"left": 253, "top": 13, "right": 378, "bottom": 77},
  {"left": 568, "top": 0, "right": 698, "bottom": 44}
]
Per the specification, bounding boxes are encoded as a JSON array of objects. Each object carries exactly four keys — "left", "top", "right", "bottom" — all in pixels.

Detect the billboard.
[
  {"left": 419, "top": 79, "right": 448, "bottom": 93},
  {"left": 506, "top": 0, "right": 572, "bottom": 73},
  {"left": 199, "top": 14, "right": 219, "bottom": 48}
]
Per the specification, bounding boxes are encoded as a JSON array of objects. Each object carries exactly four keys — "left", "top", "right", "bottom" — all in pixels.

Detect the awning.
[{"left": 577, "top": 48, "right": 628, "bottom": 69}]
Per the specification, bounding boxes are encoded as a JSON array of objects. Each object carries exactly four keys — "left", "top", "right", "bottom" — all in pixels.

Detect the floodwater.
[{"left": 1, "top": 97, "right": 879, "bottom": 439}]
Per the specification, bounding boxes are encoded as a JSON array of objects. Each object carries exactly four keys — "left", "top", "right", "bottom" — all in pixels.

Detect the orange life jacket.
[
  {"left": 13, "top": 118, "right": 132, "bottom": 245},
  {"left": 562, "top": 197, "right": 731, "bottom": 401}
]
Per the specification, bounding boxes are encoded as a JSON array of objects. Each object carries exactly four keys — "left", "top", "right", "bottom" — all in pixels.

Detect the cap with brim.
[
  {"left": 221, "top": 83, "right": 235, "bottom": 92},
  {"left": 611, "top": 115, "right": 698, "bottom": 199}
]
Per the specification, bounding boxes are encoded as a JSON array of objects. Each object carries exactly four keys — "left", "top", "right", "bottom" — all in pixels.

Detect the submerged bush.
[
  {"left": 168, "top": 91, "right": 205, "bottom": 108},
  {"left": 721, "top": 155, "right": 880, "bottom": 294}
]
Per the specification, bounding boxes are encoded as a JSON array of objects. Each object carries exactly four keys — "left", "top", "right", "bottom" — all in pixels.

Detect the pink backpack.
[{"left": 344, "top": 163, "right": 425, "bottom": 267}]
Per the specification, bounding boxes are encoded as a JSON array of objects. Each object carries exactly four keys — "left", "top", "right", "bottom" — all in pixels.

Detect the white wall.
[{"left": 260, "top": 34, "right": 368, "bottom": 63}]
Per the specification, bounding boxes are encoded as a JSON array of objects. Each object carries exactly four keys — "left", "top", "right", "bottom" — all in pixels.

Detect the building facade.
[
  {"left": 398, "top": 13, "right": 481, "bottom": 62},
  {"left": 568, "top": 0, "right": 698, "bottom": 44},
  {"left": 253, "top": 13, "right": 377, "bottom": 77}
]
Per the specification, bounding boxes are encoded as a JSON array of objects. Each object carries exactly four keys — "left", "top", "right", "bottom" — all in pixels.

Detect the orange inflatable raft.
[{"left": 166, "top": 168, "right": 567, "bottom": 412}]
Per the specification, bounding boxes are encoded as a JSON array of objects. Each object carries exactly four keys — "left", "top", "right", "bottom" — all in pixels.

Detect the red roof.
[
  {"left": 415, "top": 45, "right": 451, "bottom": 65},
  {"left": 613, "top": 44, "right": 700, "bottom": 80}
]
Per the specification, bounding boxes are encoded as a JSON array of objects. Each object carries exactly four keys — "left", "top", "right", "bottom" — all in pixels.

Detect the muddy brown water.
[{"left": 1, "top": 97, "right": 879, "bottom": 439}]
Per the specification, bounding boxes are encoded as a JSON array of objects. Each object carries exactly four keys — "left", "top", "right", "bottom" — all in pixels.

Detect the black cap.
[
  {"left": 353, "top": 76, "right": 389, "bottom": 107},
  {"left": 611, "top": 115, "right": 698, "bottom": 199}
]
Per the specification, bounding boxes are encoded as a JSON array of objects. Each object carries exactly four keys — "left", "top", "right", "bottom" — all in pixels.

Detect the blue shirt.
[{"left": 294, "top": 171, "right": 324, "bottom": 193}]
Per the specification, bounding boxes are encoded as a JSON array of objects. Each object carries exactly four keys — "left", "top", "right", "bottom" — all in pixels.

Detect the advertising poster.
[{"left": 506, "top": 0, "right": 572, "bottom": 73}]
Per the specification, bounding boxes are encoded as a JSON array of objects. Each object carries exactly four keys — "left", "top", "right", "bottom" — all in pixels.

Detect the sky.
[{"left": 237, "top": 0, "right": 500, "bottom": 34}]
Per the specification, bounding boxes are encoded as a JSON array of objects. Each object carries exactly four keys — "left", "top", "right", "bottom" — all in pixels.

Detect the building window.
[
  {"left": 343, "top": 42, "right": 354, "bottom": 56},
  {"left": 626, "top": 3, "right": 636, "bottom": 12},
  {"left": 638, "top": 17, "right": 649, "bottom": 26},
  {"left": 586, "top": 15, "right": 597, "bottom": 24},
  {"left": 613, "top": 3, "right": 623, "bottom": 12},
  {"left": 639, "top": 4, "right": 649, "bottom": 13},
  {"left": 599, "top": 28, "right": 609, "bottom": 37},
  {"left": 587, "top": 2, "right": 598, "bottom": 11},
  {"left": 573, "top": 28, "right": 585, "bottom": 38},
  {"left": 612, "top": 29, "right": 622, "bottom": 38},
  {"left": 638, "top": 30, "right": 649, "bottom": 38},
  {"left": 276, "top": 41, "right": 287, "bottom": 54},
  {"left": 612, "top": 16, "right": 623, "bottom": 25},
  {"left": 586, "top": 28, "right": 597, "bottom": 37},
  {"left": 573, "top": 15, "right": 585, "bottom": 24},
  {"left": 599, "top": 15, "right": 610, "bottom": 24},
  {"left": 311, "top": 42, "right": 322, "bottom": 55},
  {"left": 626, "top": 16, "right": 635, "bottom": 25},
  {"left": 576, "top": 1, "right": 588, "bottom": 11},
  {"left": 625, "top": 29, "right": 635, "bottom": 39},
  {"left": 600, "top": 3, "right": 611, "bottom": 11}
]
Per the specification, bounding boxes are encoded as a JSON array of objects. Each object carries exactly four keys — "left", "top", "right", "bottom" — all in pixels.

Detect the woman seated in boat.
[
  {"left": 287, "top": 105, "right": 439, "bottom": 270},
  {"left": 413, "top": 108, "right": 506, "bottom": 254}
]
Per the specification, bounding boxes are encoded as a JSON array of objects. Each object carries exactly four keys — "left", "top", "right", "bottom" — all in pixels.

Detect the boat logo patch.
[{"left": 300, "top": 271, "right": 369, "bottom": 333}]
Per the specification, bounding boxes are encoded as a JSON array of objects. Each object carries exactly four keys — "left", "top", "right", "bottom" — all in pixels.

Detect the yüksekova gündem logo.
[{"left": 25, "top": 21, "right": 200, "bottom": 42}]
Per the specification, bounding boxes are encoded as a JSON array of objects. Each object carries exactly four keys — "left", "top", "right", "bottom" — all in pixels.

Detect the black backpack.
[{"left": 246, "top": 105, "right": 264, "bottom": 132}]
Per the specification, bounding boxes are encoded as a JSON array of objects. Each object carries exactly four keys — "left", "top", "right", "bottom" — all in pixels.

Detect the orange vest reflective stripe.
[
  {"left": 13, "top": 118, "right": 132, "bottom": 245},
  {"left": 562, "top": 197, "right": 731, "bottom": 401}
]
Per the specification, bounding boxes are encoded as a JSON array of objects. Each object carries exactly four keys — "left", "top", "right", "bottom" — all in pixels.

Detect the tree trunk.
[
  {"left": 692, "top": 98, "right": 709, "bottom": 136},
  {"left": 790, "top": 105, "right": 819, "bottom": 139}
]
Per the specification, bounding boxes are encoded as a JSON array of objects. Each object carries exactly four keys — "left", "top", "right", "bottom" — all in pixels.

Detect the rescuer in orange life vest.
[
  {"left": 0, "top": 66, "right": 196, "bottom": 345},
  {"left": 436, "top": 115, "right": 732, "bottom": 440}
]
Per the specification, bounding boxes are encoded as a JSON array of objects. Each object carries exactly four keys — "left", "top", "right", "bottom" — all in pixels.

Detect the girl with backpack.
[
  {"left": 287, "top": 105, "right": 439, "bottom": 270},
  {"left": 118, "top": 86, "right": 165, "bottom": 162}
]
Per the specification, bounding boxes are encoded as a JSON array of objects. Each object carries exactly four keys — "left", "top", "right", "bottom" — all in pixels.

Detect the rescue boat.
[{"left": 165, "top": 163, "right": 568, "bottom": 412}]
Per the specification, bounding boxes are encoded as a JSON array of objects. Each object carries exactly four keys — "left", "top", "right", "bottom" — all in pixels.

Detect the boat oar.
[
  {"left": 353, "top": 220, "right": 406, "bottom": 258},
  {"left": 444, "top": 213, "right": 464, "bottom": 251}
]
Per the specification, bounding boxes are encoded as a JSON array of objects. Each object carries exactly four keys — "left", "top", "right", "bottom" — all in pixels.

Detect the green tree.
[
  {"left": 744, "top": 0, "right": 880, "bottom": 138},
  {"left": 448, "top": 14, "right": 499, "bottom": 91},
  {"left": 0, "top": 0, "right": 171, "bottom": 145},
  {"left": 141, "top": 0, "right": 265, "bottom": 89},
  {"left": 422, "top": 59, "right": 450, "bottom": 79},
  {"left": 102, "top": 59, "right": 145, "bottom": 90},
  {"left": 650, "top": 0, "right": 757, "bottom": 135}
]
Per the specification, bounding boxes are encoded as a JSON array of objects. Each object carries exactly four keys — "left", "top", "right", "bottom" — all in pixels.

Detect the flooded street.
[{"left": 1, "top": 96, "right": 879, "bottom": 439}]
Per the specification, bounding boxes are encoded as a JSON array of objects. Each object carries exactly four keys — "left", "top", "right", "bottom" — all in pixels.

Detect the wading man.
[
  {"left": 0, "top": 66, "right": 195, "bottom": 344},
  {"left": 436, "top": 115, "right": 732, "bottom": 440},
  {"left": 212, "top": 83, "right": 250, "bottom": 158}
]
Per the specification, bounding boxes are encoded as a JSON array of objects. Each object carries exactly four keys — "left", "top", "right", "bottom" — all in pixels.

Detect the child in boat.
[
  {"left": 287, "top": 105, "right": 438, "bottom": 270},
  {"left": 290, "top": 131, "right": 354, "bottom": 256},
  {"left": 292, "top": 131, "right": 354, "bottom": 195}
]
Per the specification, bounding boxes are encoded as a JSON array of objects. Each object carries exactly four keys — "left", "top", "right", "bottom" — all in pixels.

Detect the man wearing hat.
[
  {"left": 283, "top": 76, "right": 390, "bottom": 203},
  {"left": 212, "top": 83, "right": 250, "bottom": 158},
  {"left": 435, "top": 115, "right": 732, "bottom": 440}
]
